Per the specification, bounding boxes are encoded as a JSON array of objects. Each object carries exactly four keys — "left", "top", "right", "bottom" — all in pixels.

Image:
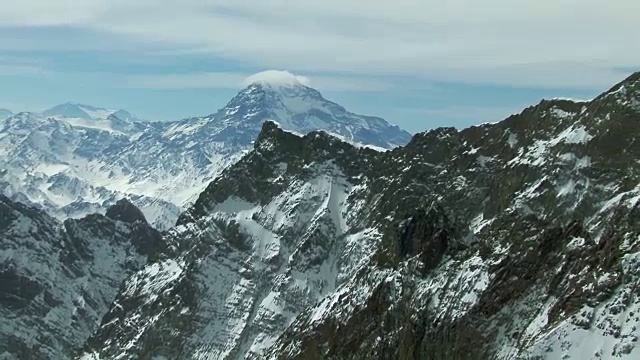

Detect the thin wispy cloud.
[
  {"left": 243, "top": 70, "right": 311, "bottom": 87},
  {"left": 1, "top": 0, "right": 637, "bottom": 88},
  {"left": 0, "top": 1, "right": 635, "bottom": 130},
  {"left": 125, "top": 71, "right": 392, "bottom": 92}
]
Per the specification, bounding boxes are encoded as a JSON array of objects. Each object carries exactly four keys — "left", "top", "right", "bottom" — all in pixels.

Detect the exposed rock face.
[
  {"left": 0, "top": 83, "right": 409, "bottom": 231},
  {"left": 0, "top": 195, "right": 162, "bottom": 359},
  {"left": 3, "top": 73, "right": 640, "bottom": 360},
  {"left": 264, "top": 73, "right": 640, "bottom": 360},
  {"left": 105, "top": 198, "right": 148, "bottom": 224},
  {"left": 73, "top": 73, "right": 640, "bottom": 360},
  {"left": 395, "top": 204, "right": 462, "bottom": 272}
]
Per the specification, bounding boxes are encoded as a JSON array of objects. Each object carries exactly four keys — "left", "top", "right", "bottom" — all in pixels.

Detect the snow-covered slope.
[
  {"left": 77, "top": 72, "right": 640, "bottom": 359},
  {"left": 0, "top": 79, "right": 410, "bottom": 230},
  {"left": 0, "top": 197, "right": 163, "bottom": 359},
  {"left": 0, "top": 112, "right": 181, "bottom": 230},
  {"left": 215, "top": 72, "right": 411, "bottom": 149},
  {"left": 80, "top": 124, "right": 384, "bottom": 359},
  {"left": 264, "top": 73, "right": 640, "bottom": 360},
  {"left": 41, "top": 103, "right": 141, "bottom": 122}
]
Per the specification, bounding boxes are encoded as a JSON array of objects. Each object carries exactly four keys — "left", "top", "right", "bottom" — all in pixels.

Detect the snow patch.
[
  {"left": 556, "top": 125, "right": 593, "bottom": 144},
  {"left": 476, "top": 155, "right": 495, "bottom": 168},
  {"left": 556, "top": 178, "right": 576, "bottom": 197},
  {"left": 566, "top": 237, "right": 586, "bottom": 251},
  {"left": 508, "top": 125, "right": 593, "bottom": 167},
  {"left": 323, "top": 131, "right": 388, "bottom": 152},
  {"left": 550, "top": 107, "right": 574, "bottom": 119},
  {"left": 162, "top": 119, "right": 207, "bottom": 138},
  {"left": 64, "top": 118, "right": 127, "bottom": 135},
  {"left": 123, "top": 259, "right": 184, "bottom": 298},
  {"left": 469, "top": 213, "right": 494, "bottom": 234},
  {"left": 507, "top": 131, "right": 519, "bottom": 148},
  {"left": 550, "top": 97, "right": 591, "bottom": 103},
  {"left": 559, "top": 153, "right": 591, "bottom": 170}
]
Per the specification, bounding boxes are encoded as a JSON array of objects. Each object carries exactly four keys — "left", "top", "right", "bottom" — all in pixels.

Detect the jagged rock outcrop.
[
  {"left": 0, "top": 196, "right": 162, "bottom": 359},
  {"left": 264, "top": 72, "right": 640, "bottom": 360},
  {"left": 78, "top": 73, "right": 640, "bottom": 360},
  {"left": 4, "top": 72, "right": 640, "bottom": 360},
  {"left": 105, "top": 198, "right": 148, "bottom": 224},
  {"left": 0, "top": 81, "right": 410, "bottom": 231}
]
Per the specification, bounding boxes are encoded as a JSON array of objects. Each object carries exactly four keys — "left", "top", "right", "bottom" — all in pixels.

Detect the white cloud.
[
  {"left": 0, "top": 1, "right": 638, "bottom": 88},
  {"left": 243, "top": 70, "right": 311, "bottom": 87},
  {"left": 0, "top": 0, "right": 104, "bottom": 26}
]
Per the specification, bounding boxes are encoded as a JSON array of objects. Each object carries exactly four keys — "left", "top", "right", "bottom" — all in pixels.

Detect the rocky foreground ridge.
[{"left": 1, "top": 73, "right": 639, "bottom": 359}]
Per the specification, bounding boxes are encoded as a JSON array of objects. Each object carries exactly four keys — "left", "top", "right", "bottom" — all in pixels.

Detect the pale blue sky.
[{"left": 0, "top": 1, "right": 637, "bottom": 133}]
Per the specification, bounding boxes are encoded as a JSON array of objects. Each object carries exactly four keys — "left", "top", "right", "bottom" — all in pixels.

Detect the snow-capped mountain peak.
[
  {"left": 41, "top": 102, "right": 140, "bottom": 121},
  {"left": 81, "top": 72, "right": 640, "bottom": 360},
  {"left": 216, "top": 73, "right": 411, "bottom": 149},
  {"left": 4, "top": 72, "right": 640, "bottom": 360},
  {"left": 1, "top": 80, "right": 410, "bottom": 231}
]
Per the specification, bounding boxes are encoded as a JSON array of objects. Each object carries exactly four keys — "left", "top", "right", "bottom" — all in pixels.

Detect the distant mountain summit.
[
  {"left": 78, "top": 72, "right": 640, "bottom": 359},
  {"left": 213, "top": 70, "right": 411, "bottom": 148},
  {"left": 42, "top": 102, "right": 141, "bottom": 121},
  {"left": 3, "top": 72, "right": 640, "bottom": 360},
  {"left": 0, "top": 72, "right": 411, "bottom": 229}
]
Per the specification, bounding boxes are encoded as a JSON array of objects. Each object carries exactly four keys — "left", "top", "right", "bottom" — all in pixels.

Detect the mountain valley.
[
  {"left": 1, "top": 72, "right": 639, "bottom": 359},
  {"left": 0, "top": 80, "right": 410, "bottom": 231}
]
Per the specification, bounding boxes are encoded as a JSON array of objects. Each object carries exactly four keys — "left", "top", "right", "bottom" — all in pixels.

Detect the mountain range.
[
  {"left": 0, "top": 80, "right": 411, "bottom": 230},
  {"left": 1, "top": 72, "right": 639, "bottom": 359},
  {"left": 41, "top": 103, "right": 142, "bottom": 123}
]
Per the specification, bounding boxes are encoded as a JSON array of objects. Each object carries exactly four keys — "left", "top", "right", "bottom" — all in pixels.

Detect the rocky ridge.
[
  {"left": 1, "top": 72, "right": 639, "bottom": 359},
  {"left": 0, "top": 82, "right": 410, "bottom": 230},
  {"left": 0, "top": 196, "right": 162, "bottom": 359},
  {"left": 79, "top": 73, "right": 640, "bottom": 359}
]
